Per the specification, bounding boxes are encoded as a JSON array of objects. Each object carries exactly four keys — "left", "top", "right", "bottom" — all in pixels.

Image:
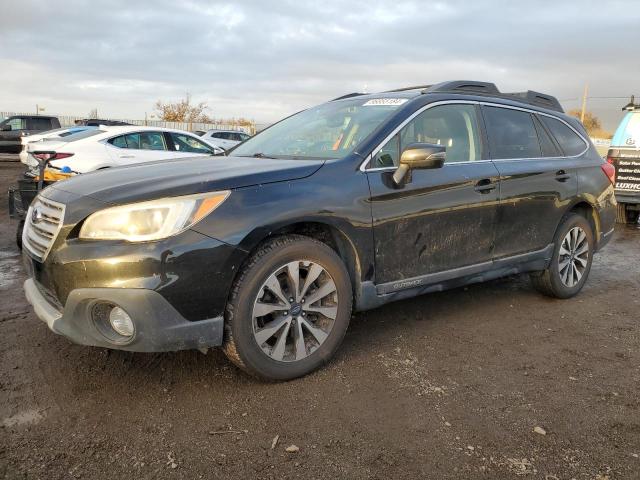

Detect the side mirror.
[
  {"left": 1, "top": 125, "right": 11, "bottom": 131},
  {"left": 392, "top": 143, "right": 446, "bottom": 184}
]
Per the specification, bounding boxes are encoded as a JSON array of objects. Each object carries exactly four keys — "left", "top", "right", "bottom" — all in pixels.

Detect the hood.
[{"left": 48, "top": 155, "right": 325, "bottom": 205}]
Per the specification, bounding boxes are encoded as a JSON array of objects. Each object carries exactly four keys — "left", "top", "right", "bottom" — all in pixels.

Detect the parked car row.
[
  {"left": 21, "top": 126, "right": 226, "bottom": 173},
  {"left": 0, "top": 115, "right": 61, "bottom": 153}
]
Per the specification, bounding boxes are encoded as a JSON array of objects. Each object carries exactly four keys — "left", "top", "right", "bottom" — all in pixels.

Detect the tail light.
[
  {"left": 32, "top": 152, "right": 74, "bottom": 161},
  {"left": 601, "top": 163, "right": 615, "bottom": 184},
  {"left": 606, "top": 155, "right": 614, "bottom": 165}
]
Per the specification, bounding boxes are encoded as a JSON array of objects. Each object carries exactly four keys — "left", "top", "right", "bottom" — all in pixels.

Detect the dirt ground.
[{"left": 1, "top": 159, "right": 638, "bottom": 480}]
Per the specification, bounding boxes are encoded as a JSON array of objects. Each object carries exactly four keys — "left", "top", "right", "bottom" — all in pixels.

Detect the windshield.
[
  {"left": 232, "top": 97, "right": 407, "bottom": 159},
  {"left": 55, "top": 129, "right": 105, "bottom": 142}
]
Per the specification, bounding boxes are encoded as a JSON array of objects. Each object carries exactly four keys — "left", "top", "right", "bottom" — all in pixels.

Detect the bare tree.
[
  {"left": 87, "top": 108, "right": 98, "bottom": 119},
  {"left": 155, "top": 94, "right": 213, "bottom": 123},
  {"left": 567, "top": 109, "right": 612, "bottom": 138}
]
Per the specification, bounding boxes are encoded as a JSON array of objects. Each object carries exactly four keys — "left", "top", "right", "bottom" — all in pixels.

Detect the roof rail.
[
  {"left": 420, "top": 80, "right": 563, "bottom": 112},
  {"left": 331, "top": 92, "right": 366, "bottom": 101},
  {"left": 384, "top": 85, "right": 433, "bottom": 93},
  {"left": 424, "top": 80, "right": 500, "bottom": 95},
  {"left": 504, "top": 90, "right": 564, "bottom": 112}
]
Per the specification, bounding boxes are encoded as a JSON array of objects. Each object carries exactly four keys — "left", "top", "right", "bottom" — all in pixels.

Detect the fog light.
[{"left": 109, "top": 306, "right": 134, "bottom": 337}]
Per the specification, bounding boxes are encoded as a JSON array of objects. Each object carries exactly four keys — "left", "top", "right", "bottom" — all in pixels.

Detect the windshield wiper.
[{"left": 251, "top": 152, "right": 274, "bottom": 158}]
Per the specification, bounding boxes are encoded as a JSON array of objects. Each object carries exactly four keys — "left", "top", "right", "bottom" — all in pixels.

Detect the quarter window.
[
  {"left": 371, "top": 103, "right": 482, "bottom": 168},
  {"left": 483, "top": 106, "right": 541, "bottom": 159},
  {"left": 540, "top": 116, "right": 587, "bottom": 157}
]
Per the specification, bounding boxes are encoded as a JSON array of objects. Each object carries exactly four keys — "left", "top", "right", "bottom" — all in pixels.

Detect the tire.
[
  {"left": 223, "top": 235, "right": 353, "bottom": 381},
  {"left": 616, "top": 203, "right": 640, "bottom": 224},
  {"left": 530, "top": 213, "right": 594, "bottom": 299},
  {"left": 16, "top": 219, "right": 24, "bottom": 250}
]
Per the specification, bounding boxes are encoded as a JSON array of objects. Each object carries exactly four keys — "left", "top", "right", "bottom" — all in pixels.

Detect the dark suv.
[
  {"left": 22, "top": 81, "right": 616, "bottom": 380},
  {"left": 0, "top": 115, "right": 61, "bottom": 153}
]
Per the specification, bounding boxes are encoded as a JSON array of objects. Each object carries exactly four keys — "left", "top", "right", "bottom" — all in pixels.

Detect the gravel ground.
[{"left": 1, "top": 158, "right": 639, "bottom": 479}]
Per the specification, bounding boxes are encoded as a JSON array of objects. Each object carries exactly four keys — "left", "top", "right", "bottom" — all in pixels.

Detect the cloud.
[{"left": 0, "top": 0, "right": 638, "bottom": 129}]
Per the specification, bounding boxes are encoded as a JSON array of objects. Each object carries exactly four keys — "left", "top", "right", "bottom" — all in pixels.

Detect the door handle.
[
  {"left": 118, "top": 154, "right": 135, "bottom": 159},
  {"left": 474, "top": 178, "right": 497, "bottom": 194},
  {"left": 555, "top": 170, "right": 571, "bottom": 182}
]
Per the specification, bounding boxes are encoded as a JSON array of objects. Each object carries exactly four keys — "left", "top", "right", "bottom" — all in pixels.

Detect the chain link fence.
[{"left": 1, "top": 112, "right": 256, "bottom": 135}]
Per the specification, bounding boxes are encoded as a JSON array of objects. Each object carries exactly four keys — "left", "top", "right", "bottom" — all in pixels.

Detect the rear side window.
[
  {"left": 533, "top": 116, "right": 561, "bottom": 157},
  {"left": 540, "top": 116, "right": 587, "bottom": 157},
  {"left": 483, "top": 106, "right": 541, "bottom": 159},
  {"left": 29, "top": 117, "right": 53, "bottom": 130},
  {"left": 110, "top": 132, "right": 167, "bottom": 150}
]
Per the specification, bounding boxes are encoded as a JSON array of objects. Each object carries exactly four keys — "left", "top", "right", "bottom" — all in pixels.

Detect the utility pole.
[{"left": 580, "top": 84, "right": 589, "bottom": 123}]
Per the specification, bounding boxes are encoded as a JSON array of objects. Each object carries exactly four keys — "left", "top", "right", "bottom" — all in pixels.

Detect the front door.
[{"left": 365, "top": 103, "right": 500, "bottom": 289}]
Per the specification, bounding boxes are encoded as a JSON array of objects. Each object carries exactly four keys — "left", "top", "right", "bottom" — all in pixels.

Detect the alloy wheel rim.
[
  {"left": 252, "top": 260, "right": 338, "bottom": 362},
  {"left": 558, "top": 226, "right": 589, "bottom": 288}
]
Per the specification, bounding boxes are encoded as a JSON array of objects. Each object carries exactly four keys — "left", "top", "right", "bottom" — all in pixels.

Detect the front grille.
[{"left": 22, "top": 196, "right": 65, "bottom": 262}]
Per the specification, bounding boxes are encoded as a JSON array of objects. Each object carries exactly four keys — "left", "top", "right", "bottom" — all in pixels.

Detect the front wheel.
[
  {"left": 530, "top": 214, "right": 594, "bottom": 299},
  {"left": 223, "top": 235, "right": 352, "bottom": 381}
]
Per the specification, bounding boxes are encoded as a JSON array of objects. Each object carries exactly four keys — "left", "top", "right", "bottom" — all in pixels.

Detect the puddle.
[
  {"left": 0, "top": 251, "right": 21, "bottom": 289},
  {"left": 2, "top": 409, "right": 44, "bottom": 427}
]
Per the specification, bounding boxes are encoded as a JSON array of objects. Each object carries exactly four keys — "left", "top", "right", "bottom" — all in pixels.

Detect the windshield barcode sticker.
[{"left": 362, "top": 98, "right": 408, "bottom": 106}]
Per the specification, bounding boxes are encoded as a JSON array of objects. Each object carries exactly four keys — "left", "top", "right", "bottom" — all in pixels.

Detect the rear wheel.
[
  {"left": 616, "top": 203, "right": 639, "bottom": 224},
  {"left": 223, "top": 235, "right": 352, "bottom": 380},
  {"left": 530, "top": 214, "right": 594, "bottom": 299}
]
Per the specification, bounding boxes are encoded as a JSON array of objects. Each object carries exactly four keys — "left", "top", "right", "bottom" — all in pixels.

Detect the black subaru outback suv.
[{"left": 22, "top": 81, "right": 616, "bottom": 380}]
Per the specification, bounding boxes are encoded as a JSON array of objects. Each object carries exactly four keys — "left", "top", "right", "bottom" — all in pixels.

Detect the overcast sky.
[{"left": 1, "top": 0, "right": 638, "bottom": 130}]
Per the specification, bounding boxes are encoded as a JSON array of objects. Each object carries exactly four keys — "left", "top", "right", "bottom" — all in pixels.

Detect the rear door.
[
  {"left": 482, "top": 105, "right": 582, "bottom": 258},
  {"left": 366, "top": 102, "right": 500, "bottom": 288}
]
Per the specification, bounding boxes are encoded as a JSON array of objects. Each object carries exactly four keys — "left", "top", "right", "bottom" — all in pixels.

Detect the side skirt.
[{"left": 355, "top": 244, "right": 554, "bottom": 312}]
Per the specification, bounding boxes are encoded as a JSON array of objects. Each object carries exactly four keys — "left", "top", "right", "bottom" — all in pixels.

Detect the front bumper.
[{"left": 24, "top": 278, "right": 224, "bottom": 352}]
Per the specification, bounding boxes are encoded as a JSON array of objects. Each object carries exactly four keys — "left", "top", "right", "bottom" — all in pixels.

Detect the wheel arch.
[
  {"left": 236, "top": 220, "right": 363, "bottom": 301},
  {"left": 561, "top": 198, "right": 601, "bottom": 242}
]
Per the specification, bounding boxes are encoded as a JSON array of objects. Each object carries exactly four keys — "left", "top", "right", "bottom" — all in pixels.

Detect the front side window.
[
  {"left": 169, "top": 133, "right": 213, "bottom": 154},
  {"left": 232, "top": 97, "right": 406, "bottom": 160},
  {"left": 2, "top": 117, "right": 26, "bottom": 130},
  {"left": 540, "top": 116, "right": 587, "bottom": 157},
  {"left": 483, "top": 106, "right": 541, "bottom": 159},
  {"left": 371, "top": 103, "right": 482, "bottom": 168}
]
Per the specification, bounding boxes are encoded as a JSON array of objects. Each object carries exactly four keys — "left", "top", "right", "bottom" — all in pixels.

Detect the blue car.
[{"left": 608, "top": 96, "right": 640, "bottom": 223}]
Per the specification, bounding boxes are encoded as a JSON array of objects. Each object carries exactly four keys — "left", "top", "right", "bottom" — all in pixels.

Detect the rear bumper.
[
  {"left": 24, "top": 279, "right": 224, "bottom": 352},
  {"left": 615, "top": 191, "right": 640, "bottom": 205}
]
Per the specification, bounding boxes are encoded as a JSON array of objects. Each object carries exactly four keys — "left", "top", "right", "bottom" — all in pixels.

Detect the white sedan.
[
  {"left": 24, "top": 126, "right": 225, "bottom": 173},
  {"left": 20, "top": 126, "right": 97, "bottom": 164}
]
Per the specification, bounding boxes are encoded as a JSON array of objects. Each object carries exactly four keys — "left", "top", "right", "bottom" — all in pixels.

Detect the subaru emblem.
[{"left": 31, "top": 207, "right": 43, "bottom": 224}]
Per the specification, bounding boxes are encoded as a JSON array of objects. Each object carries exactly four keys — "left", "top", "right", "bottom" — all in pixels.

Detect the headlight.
[{"left": 79, "top": 191, "right": 229, "bottom": 242}]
